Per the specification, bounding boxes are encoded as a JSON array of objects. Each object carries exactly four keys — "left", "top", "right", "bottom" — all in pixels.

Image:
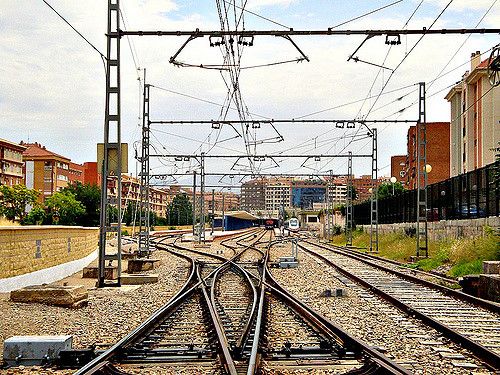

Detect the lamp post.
[{"left": 390, "top": 176, "right": 397, "bottom": 195}]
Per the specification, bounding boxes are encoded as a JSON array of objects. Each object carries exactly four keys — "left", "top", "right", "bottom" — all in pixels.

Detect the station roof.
[{"left": 224, "top": 211, "right": 258, "bottom": 221}]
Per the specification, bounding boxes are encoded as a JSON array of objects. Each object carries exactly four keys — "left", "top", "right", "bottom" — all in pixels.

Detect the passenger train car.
[{"left": 286, "top": 217, "right": 300, "bottom": 232}]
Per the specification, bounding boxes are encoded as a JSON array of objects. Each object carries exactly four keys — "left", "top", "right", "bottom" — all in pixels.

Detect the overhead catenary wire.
[{"left": 41, "top": 0, "right": 106, "bottom": 72}]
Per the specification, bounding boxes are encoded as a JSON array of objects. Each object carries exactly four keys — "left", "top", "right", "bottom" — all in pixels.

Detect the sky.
[{"left": 0, "top": 0, "right": 498, "bottom": 190}]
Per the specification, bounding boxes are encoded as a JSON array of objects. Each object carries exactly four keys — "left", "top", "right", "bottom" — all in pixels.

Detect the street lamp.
[
  {"left": 424, "top": 164, "right": 432, "bottom": 174},
  {"left": 390, "top": 176, "right": 397, "bottom": 195}
]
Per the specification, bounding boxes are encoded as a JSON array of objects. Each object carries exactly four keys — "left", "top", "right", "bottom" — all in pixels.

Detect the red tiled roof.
[
  {"left": 477, "top": 58, "right": 489, "bottom": 69},
  {"left": 21, "top": 142, "right": 70, "bottom": 161}
]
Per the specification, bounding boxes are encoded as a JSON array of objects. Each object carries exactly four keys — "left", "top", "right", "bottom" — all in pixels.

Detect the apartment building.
[
  {"left": 22, "top": 142, "right": 75, "bottom": 201},
  {"left": 240, "top": 179, "right": 266, "bottom": 211},
  {"left": 265, "top": 181, "right": 292, "bottom": 211},
  {"left": 446, "top": 51, "right": 500, "bottom": 177},
  {"left": 107, "top": 174, "right": 170, "bottom": 217},
  {"left": 352, "top": 175, "right": 390, "bottom": 202},
  {"left": 406, "top": 122, "right": 450, "bottom": 189},
  {"left": 0, "top": 138, "right": 26, "bottom": 187},
  {"left": 391, "top": 155, "right": 407, "bottom": 186}
]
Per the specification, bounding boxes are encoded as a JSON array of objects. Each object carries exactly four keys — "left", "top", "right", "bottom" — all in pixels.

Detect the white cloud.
[{"left": 0, "top": 1, "right": 498, "bottom": 178}]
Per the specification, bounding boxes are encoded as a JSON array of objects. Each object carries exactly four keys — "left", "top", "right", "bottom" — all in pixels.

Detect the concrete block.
[
  {"left": 127, "top": 259, "right": 161, "bottom": 273},
  {"left": 10, "top": 285, "right": 88, "bottom": 308},
  {"left": 121, "top": 273, "right": 159, "bottom": 285},
  {"left": 3, "top": 335, "right": 73, "bottom": 366},
  {"left": 82, "top": 266, "right": 117, "bottom": 280},
  {"left": 482, "top": 261, "right": 500, "bottom": 274},
  {"left": 478, "top": 274, "right": 500, "bottom": 302}
]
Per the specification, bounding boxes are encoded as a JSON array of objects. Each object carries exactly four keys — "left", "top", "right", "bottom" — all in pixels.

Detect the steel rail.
[
  {"left": 120, "top": 28, "right": 500, "bottom": 37},
  {"left": 75, "top": 231, "right": 262, "bottom": 374},
  {"left": 298, "top": 242, "right": 500, "bottom": 371},
  {"left": 322, "top": 240, "right": 458, "bottom": 285},
  {"left": 305, "top": 240, "right": 500, "bottom": 312},
  {"left": 74, "top": 244, "right": 197, "bottom": 374},
  {"left": 197, "top": 266, "right": 238, "bottom": 375},
  {"left": 263, "top": 247, "right": 411, "bottom": 375}
]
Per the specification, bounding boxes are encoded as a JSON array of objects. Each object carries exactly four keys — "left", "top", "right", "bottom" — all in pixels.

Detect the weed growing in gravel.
[{"left": 328, "top": 227, "right": 499, "bottom": 278}]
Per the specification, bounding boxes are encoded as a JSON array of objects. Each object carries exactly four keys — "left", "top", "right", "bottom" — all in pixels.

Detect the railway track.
[
  {"left": 74, "top": 230, "right": 412, "bottom": 374},
  {"left": 298, "top": 239, "right": 500, "bottom": 372}
]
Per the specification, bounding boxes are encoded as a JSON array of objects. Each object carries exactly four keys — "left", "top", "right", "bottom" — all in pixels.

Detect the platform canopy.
[{"left": 224, "top": 211, "right": 259, "bottom": 221}]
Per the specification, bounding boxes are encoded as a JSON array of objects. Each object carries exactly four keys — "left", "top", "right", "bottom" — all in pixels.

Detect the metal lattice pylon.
[
  {"left": 346, "top": 152, "right": 353, "bottom": 246},
  {"left": 138, "top": 80, "right": 151, "bottom": 257},
  {"left": 98, "top": 0, "right": 122, "bottom": 287},
  {"left": 198, "top": 153, "right": 206, "bottom": 243},
  {"left": 416, "top": 82, "right": 428, "bottom": 257},
  {"left": 369, "top": 129, "right": 378, "bottom": 253}
]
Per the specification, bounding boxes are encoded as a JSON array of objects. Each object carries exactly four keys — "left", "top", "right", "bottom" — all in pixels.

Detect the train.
[
  {"left": 264, "top": 219, "right": 275, "bottom": 230},
  {"left": 285, "top": 217, "right": 300, "bottom": 232}
]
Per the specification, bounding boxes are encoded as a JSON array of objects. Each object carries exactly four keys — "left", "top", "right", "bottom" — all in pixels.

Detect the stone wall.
[
  {"left": 0, "top": 226, "right": 98, "bottom": 278},
  {"left": 359, "top": 216, "right": 500, "bottom": 241}
]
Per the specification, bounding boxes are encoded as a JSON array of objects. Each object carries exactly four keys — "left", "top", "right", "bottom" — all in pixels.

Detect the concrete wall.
[
  {"left": 0, "top": 226, "right": 98, "bottom": 278},
  {"left": 359, "top": 216, "right": 500, "bottom": 241}
]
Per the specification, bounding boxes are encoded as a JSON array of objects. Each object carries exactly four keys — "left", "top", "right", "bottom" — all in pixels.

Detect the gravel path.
[
  {"left": 0, "top": 249, "right": 190, "bottom": 374},
  {"left": 269, "top": 242, "right": 491, "bottom": 375}
]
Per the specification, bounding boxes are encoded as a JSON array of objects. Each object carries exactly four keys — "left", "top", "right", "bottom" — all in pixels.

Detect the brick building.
[
  {"left": 0, "top": 138, "right": 26, "bottom": 187},
  {"left": 107, "top": 174, "right": 170, "bottom": 217},
  {"left": 406, "top": 122, "right": 450, "bottom": 189},
  {"left": 445, "top": 51, "right": 500, "bottom": 177},
  {"left": 390, "top": 155, "right": 407, "bottom": 186},
  {"left": 21, "top": 142, "right": 100, "bottom": 202},
  {"left": 351, "top": 175, "right": 389, "bottom": 202},
  {"left": 22, "top": 142, "right": 75, "bottom": 202}
]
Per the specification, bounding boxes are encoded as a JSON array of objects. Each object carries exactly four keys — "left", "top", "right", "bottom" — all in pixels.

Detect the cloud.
[{"left": 0, "top": 1, "right": 498, "bottom": 178}]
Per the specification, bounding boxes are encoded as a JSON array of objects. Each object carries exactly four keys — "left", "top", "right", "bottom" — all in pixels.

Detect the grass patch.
[
  {"left": 449, "top": 259, "right": 484, "bottom": 278},
  {"left": 327, "top": 226, "right": 499, "bottom": 278}
]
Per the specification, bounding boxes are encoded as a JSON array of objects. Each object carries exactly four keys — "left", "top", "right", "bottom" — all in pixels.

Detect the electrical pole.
[
  {"left": 192, "top": 171, "right": 196, "bottom": 236},
  {"left": 98, "top": 0, "right": 122, "bottom": 287},
  {"left": 138, "top": 73, "right": 150, "bottom": 258},
  {"left": 416, "top": 82, "right": 429, "bottom": 258},
  {"left": 222, "top": 193, "right": 225, "bottom": 231},
  {"left": 346, "top": 152, "right": 353, "bottom": 247},
  {"left": 211, "top": 189, "right": 215, "bottom": 235},
  {"left": 369, "top": 130, "right": 378, "bottom": 253},
  {"left": 199, "top": 152, "right": 206, "bottom": 243}
]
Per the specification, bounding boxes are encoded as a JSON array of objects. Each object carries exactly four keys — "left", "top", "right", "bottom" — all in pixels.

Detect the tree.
[
  {"left": 0, "top": 184, "right": 39, "bottom": 221},
  {"left": 21, "top": 206, "right": 46, "bottom": 225},
  {"left": 45, "top": 191, "right": 85, "bottom": 225},
  {"left": 62, "top": 182, "right": 100, "bottom": 226},
  {"left": 167, "top": 194, "right": 192, "bottom": 226},
  {"left": 377, "top": 181, "right": 405, "bottom": 200}
]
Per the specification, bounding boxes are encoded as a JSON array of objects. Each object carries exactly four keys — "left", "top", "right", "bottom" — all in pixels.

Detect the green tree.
[
  {"left": 123, "top": 202, "right": 134, "bottom": 226},
  {"left": 62, "top": 182, "right": 100, "bottom": 226},
  {"left": 377, "top": 181, "right": 405, "bottom": 200},
  {"left": 0, "top": 184, "right": 39, "bottom": 221},
  {"left": 21, "top": 206, "right": 46, "bottom": 225},
  {"left": 167, "top": 193, "right": 192, "bottom": 226},
  {"left": 45, "top": 191, "right": 85, "bottom": 225}
]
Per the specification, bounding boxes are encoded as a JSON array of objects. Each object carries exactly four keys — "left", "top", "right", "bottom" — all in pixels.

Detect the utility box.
[{"left": 3, "top": 335, "right": 73, "bottom": 366}]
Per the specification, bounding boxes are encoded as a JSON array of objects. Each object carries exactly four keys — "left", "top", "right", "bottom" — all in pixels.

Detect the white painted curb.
[{"left": 0, "top": 248, "right": 98, "bottom": 293}]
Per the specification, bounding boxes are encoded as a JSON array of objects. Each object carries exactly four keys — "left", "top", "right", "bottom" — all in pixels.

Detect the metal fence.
[{"left": 354, "top": 162, "right": 499, "bottom": 225}]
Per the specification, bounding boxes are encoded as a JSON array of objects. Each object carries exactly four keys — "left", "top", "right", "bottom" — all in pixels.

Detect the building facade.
[
  {"left": 265, "top": 181, "right": 292, "bottom": 211},
  {"left": 391, "top": 155, "right": 407, "bottom": 186},
  {"left": 22, "top": 142, "right": 75, "bottom": 202},
  {"left": 406, "top": 122, "right": 450, "bottom": 189},
  {"left": 240, "top": 179, "right": 266, "bottom": 211},
  {"left": 107, "top": 174, "right": 170, "bottom": 217},
  {"left": 0, "top": 138, "right": 26, "bottom": 186},
  {"left": 445, "top": 51, "right": 499, "bottom": 177}
]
